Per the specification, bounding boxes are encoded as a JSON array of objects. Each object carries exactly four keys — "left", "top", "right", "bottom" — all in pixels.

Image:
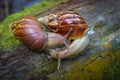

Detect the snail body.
[
  {"left": 10, "top": 17, "right": 69, "bottom": 51},
  {"left": 50, "top": 34, "right": 89, "bottom": 59},
  {"left": 38, "top": 10, "right": 89, "bottom": 40},
  {"left": 38, "top": 10, "right": 90, "bottom": 59}
]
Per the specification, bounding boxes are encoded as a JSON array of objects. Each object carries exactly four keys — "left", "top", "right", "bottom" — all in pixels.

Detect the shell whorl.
[
  {"left": 38, "top": 16, "right": 49, "bottom": 26},
  {"left": 39, "top": 14, "right": 59, "bottom": 32}
]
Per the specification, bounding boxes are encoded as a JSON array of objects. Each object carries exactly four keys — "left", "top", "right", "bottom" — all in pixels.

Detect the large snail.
[
  {"left": 10, "top": 17, "right": 69, "bottom": 51},
  {"left": 38, "top": 11, "right": 90, "bottom": 69}
]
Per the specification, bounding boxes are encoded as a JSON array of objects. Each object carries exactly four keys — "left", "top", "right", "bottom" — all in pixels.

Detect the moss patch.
[
  {"left": 0, "top": 0, "right": 68, "bottom": 50},
  {"left": 103, "top": 51, "right": 120, "bottom": 80},
  {"left": 48, "top": 49, "right": 120, "bottom": 80},
  {"left": 63, "top": 54, "right": 110, "bottom": 80}
]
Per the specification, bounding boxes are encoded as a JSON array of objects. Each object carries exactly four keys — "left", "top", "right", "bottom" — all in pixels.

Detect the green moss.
[
  {"left": 48, "top": 49, "right": 120, "bottom": 80},
  {"left": 63, "top": 50, "right": 120, "bottom": 80},
  {"left": 103, "top": 51, "right": 120, "bottom": 80},
  {"left": 63, "top": 55, "right": 109, "bottom": 80},
  {"left": 48, "top": 69, "right": 67, "bottom": 80},
  {"left": 47, "top": 37, "right": 120, "bottom": 80},
  {"left": 40, "top": 59, "right": 58, "bottom": 71},
  {"left": 0, "top": 0, "right": 68, "bottom": 50}
]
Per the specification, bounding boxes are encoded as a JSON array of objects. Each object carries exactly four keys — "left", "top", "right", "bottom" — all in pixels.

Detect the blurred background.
[{"left": 0, "top": 0, "right": 42, "bottom": 22}]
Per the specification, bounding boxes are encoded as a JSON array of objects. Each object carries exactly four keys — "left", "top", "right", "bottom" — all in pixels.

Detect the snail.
[
  {"left": 38, "top": 11, "right": 90, "bottom": 69},
  {"left": 10, "top": 16, "right": 70, "bottom": 51},
  {"left": 38, "top": 10, "right": 89, "bottom": 40}
]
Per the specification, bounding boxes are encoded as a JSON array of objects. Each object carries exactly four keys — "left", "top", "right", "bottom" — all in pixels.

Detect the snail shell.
[
  {"left": 38, "top": 11, "right": 89, "bottom": 40},
  {"left": 10, "top": 17, "right": 69, "bottom": 51}
]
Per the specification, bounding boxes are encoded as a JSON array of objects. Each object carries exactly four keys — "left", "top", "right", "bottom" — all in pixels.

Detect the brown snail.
[
  {"left": 38, "top": 11, "right": 90, "bottom": 69},
  {"left": 10, "top": 16, "right": 69, "bottom": 51},
  {"left": 38, "top": 10, "right": 89, "bottom": 40}
]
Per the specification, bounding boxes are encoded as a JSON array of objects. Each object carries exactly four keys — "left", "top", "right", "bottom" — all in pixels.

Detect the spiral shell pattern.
[
  {"left": 41, "top": 11, "right": 89, "bottom": 39},
  {"left": 57, "top": 11, "right": 88, "bottom": 39},
  {"left": 11, "top": 17, "right": 47, "bottom": 51}
]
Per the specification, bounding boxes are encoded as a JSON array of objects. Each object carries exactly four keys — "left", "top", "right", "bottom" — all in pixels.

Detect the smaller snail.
[
  {"left": 38, "top": 11, "right": 90, "bottom": 69},
  {"left": 10, "top": 16, "right": 70, "bottom": 51}
]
